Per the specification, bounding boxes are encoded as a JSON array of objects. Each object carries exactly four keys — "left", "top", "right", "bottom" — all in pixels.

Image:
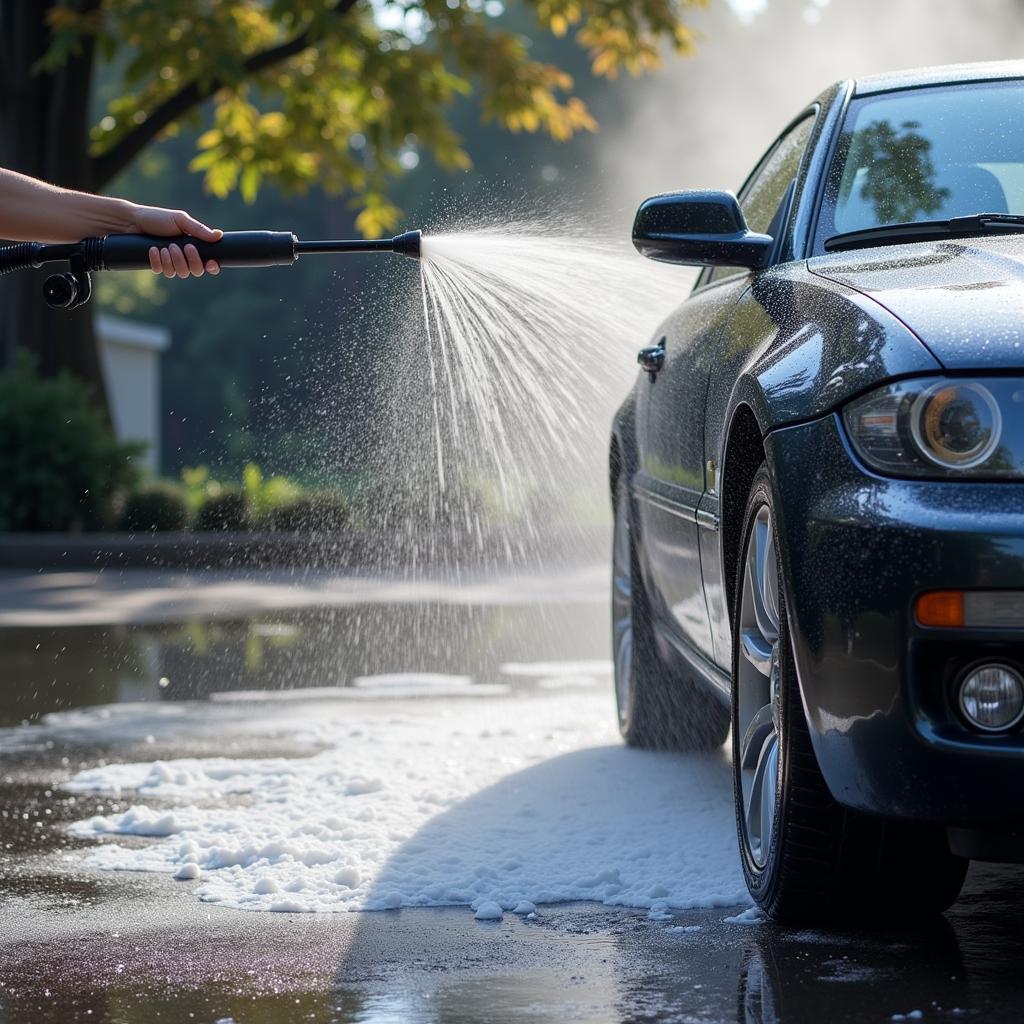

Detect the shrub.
[
  {"left": 119, "top": 482, "right": 189, "bottom": 532},
  {"left": 180, "top": 464, "right": 218, "bottom": 515},
  {"left": 243, "top": 462, "right": 300, "bottom": 518},
  {"left": 264, "top": 492, "right": 351, "bottom": 533},
  {"left": 181, "top": 463, "right": 301, "bottom": 521},
  {"left": 195, "top": 487, "right": 250, "bottom": 532},
  {"left": 0, "top": 353, "right": 143, "bottom": 531}
]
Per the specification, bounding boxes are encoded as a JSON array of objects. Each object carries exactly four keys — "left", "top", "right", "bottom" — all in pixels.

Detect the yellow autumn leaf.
[
  {"left": 259, "top": 111, "right": 287, "bottom": 136},
  {"left": 592, "top": 49, "right": 618, "bottom": 76}
]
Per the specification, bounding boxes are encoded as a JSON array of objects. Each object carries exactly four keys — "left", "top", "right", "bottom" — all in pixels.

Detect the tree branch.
[{"left": 91, "top": 0, "right": 359, "bottom": 188}]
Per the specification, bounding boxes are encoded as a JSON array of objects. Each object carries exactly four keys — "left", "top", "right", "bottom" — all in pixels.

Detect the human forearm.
[
  {"left": 0, "top": 167, "right": 222, "bottom": 277},
  {"left": 0, "top": 168, "right": 136, "bottom": 242}
]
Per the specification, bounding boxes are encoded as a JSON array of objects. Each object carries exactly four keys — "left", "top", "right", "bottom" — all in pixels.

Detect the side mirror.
[{"left": 632, "top": 190, "right": 774, "bottom": 269}]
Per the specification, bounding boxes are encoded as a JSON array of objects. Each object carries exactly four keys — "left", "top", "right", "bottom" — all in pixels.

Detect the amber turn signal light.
[{"left": 916, "top": 590, "right": 965, "bottom": 628}]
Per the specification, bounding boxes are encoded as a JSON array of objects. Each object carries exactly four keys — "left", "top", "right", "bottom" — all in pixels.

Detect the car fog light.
[{"left": 958, "top": 664, "right": 1024, "bottom": 732}]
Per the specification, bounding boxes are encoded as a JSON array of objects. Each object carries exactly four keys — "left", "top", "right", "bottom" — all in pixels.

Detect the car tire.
[
  {"left": 732, "top": 465, "right": 968, "bottom": 922},
  {"left": 612, "top": 477, "right": 730, "bottom": 752}
]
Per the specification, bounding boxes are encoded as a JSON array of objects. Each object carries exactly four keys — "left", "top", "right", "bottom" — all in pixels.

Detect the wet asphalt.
[
  {"left": 2, "top": 576, "right": 1024, "bottom": 1023},
  {"left": 5, "top": 790, "right": 1024, "bottom": 1024}
]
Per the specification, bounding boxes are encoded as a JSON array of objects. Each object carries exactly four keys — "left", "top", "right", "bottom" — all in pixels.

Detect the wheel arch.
[
  {"left": 720, "top": 402, "right": 766, "bottom": 631},
  {"left": 609, "top": 436, "right": 623, "bottom": 505},
  {"left": 609, "top": 390, "right": 639, "bottom": 505}
]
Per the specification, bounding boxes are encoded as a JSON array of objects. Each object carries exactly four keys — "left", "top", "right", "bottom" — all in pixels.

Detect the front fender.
[{"left": 726, "top": 264, "right": 942, "bottom": 439}]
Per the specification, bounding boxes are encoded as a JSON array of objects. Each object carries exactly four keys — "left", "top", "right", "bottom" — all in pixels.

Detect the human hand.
[{"left": 130, "top": 205, "right": 223, "bottom": 278}]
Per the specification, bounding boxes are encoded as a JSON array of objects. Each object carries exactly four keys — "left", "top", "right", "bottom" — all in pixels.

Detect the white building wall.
[{"left": 97, "top": 315, "right": 170, "bottom": 473}]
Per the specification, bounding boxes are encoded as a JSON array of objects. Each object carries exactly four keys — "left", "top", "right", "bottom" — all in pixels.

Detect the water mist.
[{"left": 369, "top": 218, "right": 687, "bottom": 575}]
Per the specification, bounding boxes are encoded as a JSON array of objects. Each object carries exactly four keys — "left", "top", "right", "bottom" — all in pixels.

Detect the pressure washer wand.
[{"left": 0, "top": 228, "right": 421, "bottom": 309}]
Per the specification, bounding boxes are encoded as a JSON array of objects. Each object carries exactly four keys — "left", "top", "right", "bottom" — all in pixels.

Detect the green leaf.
[{"left": 240, "top": 164, "right": 262, "bottom": 203}]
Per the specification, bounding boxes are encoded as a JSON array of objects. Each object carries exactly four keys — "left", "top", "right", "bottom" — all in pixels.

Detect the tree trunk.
[{"left": 0, "top": 0, "right": 109, "bottom": 414}]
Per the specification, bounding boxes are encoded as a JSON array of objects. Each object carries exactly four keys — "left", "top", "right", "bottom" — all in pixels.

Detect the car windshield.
[{"left": 818, "top": 80, "right": 1024, "bottom": 244}]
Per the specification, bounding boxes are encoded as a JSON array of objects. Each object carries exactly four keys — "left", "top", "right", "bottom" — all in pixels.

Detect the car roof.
[{"left": 853, "top": 59, "right": 1024, "bottom": 96}]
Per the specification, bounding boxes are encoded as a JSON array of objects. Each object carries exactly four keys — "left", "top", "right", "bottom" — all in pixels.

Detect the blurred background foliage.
[
  {"left": 0, "top": 343, "right": 508, "bottom": 532},
  {"left": 0, "top": 353, "right": 142, "bottom": 531},
  {"left": 0, "top": 0, "right": 706, "bottom": 480},
  {"left": 73, "top": 0, "right": 701, "bottom": 481},
  {"left": 58, "top": 0, "right": 703, "bottom": 233},
  {"left": 8, "top": 0, "right": 1024, "bottom": 527}
]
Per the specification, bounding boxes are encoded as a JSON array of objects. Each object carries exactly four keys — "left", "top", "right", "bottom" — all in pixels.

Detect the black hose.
[{"left": 0, "top": 242, "right": 43, "bottom": 276}]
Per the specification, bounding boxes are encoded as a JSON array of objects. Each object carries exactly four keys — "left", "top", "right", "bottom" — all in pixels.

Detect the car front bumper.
[{"left": 765, "top": 412, "right": 1024, "bottom": 828}]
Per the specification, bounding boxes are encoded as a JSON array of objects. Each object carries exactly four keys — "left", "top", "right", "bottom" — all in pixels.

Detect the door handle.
[{"left": 638, "top": 338, "right": 666, "bottom": 379}]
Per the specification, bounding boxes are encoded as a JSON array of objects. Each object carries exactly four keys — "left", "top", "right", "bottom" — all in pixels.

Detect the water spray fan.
[{"left": 0, "top": 229, "right": 422, "bottom": 309}]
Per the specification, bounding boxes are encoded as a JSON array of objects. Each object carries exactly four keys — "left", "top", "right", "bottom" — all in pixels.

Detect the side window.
[
  {"left": 741, "top": 114, "right": 814, "bottom": 234},
  {"left": 704, "top": 113, "right": 815, "bottom": 286}
]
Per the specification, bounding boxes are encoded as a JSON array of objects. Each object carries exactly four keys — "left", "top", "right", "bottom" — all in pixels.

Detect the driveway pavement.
[{"left": 0, "top": 563, "right": 607, "bottom": 626}]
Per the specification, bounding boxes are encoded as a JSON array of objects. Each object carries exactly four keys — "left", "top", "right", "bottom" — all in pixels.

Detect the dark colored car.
[{"left": 612, "top": 62, "right": 1024, "bottom": 922}]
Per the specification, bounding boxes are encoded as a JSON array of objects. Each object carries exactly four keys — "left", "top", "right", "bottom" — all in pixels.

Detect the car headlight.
[{"left": 843, "top": 377, "right": 1023, "bottom": 478}]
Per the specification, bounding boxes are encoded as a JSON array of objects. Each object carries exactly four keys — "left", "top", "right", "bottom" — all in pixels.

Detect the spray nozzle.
[
  {"left": 391, "top": 230, "right": 422, "bottom": 259},
  {"left": 292, "top": 229, "right": 421, "bottom": 260}
]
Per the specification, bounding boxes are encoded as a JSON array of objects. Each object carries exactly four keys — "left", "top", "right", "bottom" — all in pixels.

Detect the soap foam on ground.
[{"left": 64, "top": 684, "right": 749, "bottom": 916}]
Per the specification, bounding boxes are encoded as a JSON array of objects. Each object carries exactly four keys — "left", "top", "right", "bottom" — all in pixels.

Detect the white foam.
[
  {"left": 724, "top": 906, "right": 764, "bottom": 925},
  {"left": 63, "top": 691, "right": 749, "bottom": 916}
]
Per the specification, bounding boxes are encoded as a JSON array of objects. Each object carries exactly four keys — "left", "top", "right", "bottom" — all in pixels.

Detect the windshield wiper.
[{"left": 824, "top": 213, "right": 1024, "bottom": 253}]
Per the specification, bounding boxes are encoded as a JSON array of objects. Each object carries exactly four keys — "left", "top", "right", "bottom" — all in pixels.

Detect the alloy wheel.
[{"left": 737, "top": 503, "right": 782, "bottom": 868}]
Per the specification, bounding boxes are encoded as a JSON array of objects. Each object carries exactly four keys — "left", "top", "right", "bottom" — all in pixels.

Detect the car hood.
[{"left": 807, "top": 235, "right": 1024, "bottom": 369}]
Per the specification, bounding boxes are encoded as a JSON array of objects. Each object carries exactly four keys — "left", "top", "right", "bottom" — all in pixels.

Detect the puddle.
[{"left": 0, "top": 600, "right": 609, "bottom": 728}]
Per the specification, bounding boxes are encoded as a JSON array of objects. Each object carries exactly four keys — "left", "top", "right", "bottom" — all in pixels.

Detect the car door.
[
  {"left": 698, "top": 113, "right": 817, "bottom": 669},
  {"left": 637, "top": 113, "right": 816, "bottom": 668},
  {"left": 634, "top": 274, "right": 750, "bottom": 663}
]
